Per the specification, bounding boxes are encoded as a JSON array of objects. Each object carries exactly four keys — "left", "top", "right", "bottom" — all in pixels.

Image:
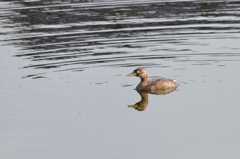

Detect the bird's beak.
[{"left": 127, "top": 72, "right": 136, "bottom": 76}]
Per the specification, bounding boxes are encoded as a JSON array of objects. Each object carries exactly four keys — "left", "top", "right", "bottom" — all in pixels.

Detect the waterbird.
[{"left": 127, "top": 68, "right": 178, "bottom": 93}]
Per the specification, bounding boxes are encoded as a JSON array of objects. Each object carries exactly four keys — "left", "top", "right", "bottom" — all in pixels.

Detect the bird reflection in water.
[{"left": 128, "top": 87, "right": 177, "bottom": 111}]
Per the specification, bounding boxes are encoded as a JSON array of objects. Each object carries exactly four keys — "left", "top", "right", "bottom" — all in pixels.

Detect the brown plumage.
[{"left": 127, "top": 68, "right": 178, "bottom": 93}]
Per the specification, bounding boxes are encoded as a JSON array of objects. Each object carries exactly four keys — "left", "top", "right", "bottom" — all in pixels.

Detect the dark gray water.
[{"left": 1, "top": 1, "right": 240, "bottom": 159}]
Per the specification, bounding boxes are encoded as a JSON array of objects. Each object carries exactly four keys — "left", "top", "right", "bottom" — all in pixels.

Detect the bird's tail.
[{"left": 173, "top": 78, "right": 178, "bottom": 82}]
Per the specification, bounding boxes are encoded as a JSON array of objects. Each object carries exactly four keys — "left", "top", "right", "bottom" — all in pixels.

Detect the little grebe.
[{"left": 127, "top": 68, "right": 178, "bottom": 92}]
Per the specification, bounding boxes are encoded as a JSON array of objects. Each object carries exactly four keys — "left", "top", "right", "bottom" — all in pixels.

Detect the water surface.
[{"left": 1, "top": 1, "right": 240, "bottom": 159}]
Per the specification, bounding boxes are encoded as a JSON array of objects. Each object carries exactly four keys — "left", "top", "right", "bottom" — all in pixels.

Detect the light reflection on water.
[
  {"left": 1, "top": 1, "right": 240, "bottom": 159},
  {"left": 1, "top": 0, "right": 240, "bottom": 79}
]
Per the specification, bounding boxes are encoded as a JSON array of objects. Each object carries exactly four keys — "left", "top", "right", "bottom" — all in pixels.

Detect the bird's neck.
[{"left": 140, "top": 76, "right": 148, "bottom": 85}]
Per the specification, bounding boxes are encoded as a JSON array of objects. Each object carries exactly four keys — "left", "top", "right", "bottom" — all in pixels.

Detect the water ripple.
[{"left": 1, "top": 0, "right": 240, "bottom": 77}]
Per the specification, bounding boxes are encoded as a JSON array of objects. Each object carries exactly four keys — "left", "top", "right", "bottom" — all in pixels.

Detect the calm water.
[{"left": 1, "top": 0, "right": 240, "bottom": 159}]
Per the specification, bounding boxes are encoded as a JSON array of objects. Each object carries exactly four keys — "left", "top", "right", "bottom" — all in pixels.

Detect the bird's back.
[{"left": 147, "top": 78, "right": 178, "bottom": 90}]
